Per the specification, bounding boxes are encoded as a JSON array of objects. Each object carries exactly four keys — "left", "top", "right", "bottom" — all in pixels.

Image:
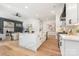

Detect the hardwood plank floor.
[{"left": 0, "top": 35, "right": 61, "bottom": 56}]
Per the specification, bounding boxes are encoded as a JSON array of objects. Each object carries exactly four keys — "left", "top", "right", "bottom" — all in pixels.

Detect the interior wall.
[
  {"left": 23, "top": 18, "right": 40, "bottom": 33},
  {"left": 43, "top": 18, "right": 56, "bottom": 35}
]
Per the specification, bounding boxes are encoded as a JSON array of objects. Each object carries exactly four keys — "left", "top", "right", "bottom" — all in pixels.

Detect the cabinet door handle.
[{"left": 60, "top": 42, "right": 62, "bottom": 46}]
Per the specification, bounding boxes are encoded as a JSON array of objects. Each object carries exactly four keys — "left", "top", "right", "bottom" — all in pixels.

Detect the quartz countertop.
[{"left": 60, "top": 34, "right": 79, "bottom": 41}]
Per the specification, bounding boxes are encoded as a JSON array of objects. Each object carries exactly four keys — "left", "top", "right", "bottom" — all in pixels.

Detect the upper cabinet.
[
  {"left": 66, "top": 3, "right": 77, "bottom": 25},
  {"left": 4, "top": 21, "right": 14, "bottom": 28}
]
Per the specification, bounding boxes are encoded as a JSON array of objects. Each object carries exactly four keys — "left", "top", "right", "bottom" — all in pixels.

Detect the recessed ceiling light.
[
  {"left": 51, "top": 11, "right": 55, "bottom": 14},
  {"left": 25, "top": 6, "right": 28, "bottom": 8}
]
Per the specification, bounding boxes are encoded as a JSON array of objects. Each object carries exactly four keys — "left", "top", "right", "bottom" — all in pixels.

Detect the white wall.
[
  {"left": 43, "top": 19, "right": 56, "bottom": 34},
  {"left": 23, "top": 18, "right": 40, "bottom": 33}
]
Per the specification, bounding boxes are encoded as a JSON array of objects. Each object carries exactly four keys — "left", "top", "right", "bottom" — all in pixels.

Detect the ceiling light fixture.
[{"left": 25, "top": 6, "right": 28, "bottom": 8}]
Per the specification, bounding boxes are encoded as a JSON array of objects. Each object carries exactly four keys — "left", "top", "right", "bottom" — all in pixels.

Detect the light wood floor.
[{"left": 0, "top": 35, "right": 61, "bottom": 56}]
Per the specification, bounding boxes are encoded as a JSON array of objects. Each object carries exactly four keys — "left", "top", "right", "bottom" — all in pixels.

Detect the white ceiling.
[{"left": 0, "top": 3, "right": 64, "bottom": 20}]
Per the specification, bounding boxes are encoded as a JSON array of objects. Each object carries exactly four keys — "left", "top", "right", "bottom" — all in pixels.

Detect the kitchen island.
[
  {"left": 19, "top": 33, "right": 46, "bottom": 52},
  {"left": 59, "top": 34, "right": 79, "bottom": 56}
]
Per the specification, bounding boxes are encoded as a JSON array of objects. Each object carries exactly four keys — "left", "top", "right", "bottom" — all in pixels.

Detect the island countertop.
[{"left": 59, "top": 34, "right": 79, "bottom": 41}]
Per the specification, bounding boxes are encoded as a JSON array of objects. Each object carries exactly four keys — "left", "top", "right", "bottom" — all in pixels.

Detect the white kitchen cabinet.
[
  {"left": 66, "top": 3, "right": 77, "bottom": 25},
  {"left": 19, "top": 33, "right": 37, "bottom": 51},
  {"left": 59, "top": 34, "right": 79, "bottom": 56},
  {"left": 59, "top": 36, "right": 65, "bottom": 56},
  {"left": 3, "top": 21, "right": 14, "bottom": 34},
  {"left": 19, "top": 33, "right": 46, "bottom": 52},
  {"left": 0, "top": 34, "right": 6, "bottom": 40},
  {"left": 64, "top": 40, "right": 79, "bottom": 56}
]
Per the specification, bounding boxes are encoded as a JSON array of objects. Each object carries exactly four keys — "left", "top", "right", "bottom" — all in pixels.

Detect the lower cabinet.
[
  {"left": 59, "top": 36, "right": 65, "bottom": 56},
  {"left": 19, "top": 33, "right": 46, "bottom": 52},
  {"left": 19, "top": 33, "right": 37, "bottom": 51},
  {"left": 0, "top": 34, "right": 6, "bottom": 40},
  {"left": 59, "top": 36, "right": 79, "bottom": 56},
  {"left": 64, "top": 40, "right": 79, "bottom": 56}
]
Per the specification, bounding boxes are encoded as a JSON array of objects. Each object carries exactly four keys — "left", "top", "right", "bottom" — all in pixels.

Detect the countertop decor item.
[
  {"left": 76, "top": 29, "right": 79, "bottom": 35},
  {"left": 28, "top": 24, "right": 32, "bottom": 33},
  {"left": 76, "top": 29, "right": 79, "bottom": 33}
]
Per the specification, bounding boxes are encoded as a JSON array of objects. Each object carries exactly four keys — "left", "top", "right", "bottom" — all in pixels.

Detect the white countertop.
[{"left": 60, "top": 34, "right": 79, "bottom": 41}]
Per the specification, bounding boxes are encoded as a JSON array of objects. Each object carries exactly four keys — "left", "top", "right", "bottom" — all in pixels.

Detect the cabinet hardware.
[{"left": 60, "top": 42, "right": 62, "bottom": 46}]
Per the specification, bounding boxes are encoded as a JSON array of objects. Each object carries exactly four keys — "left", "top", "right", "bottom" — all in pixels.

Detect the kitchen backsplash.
[{"left": 58, "top": 25, "right": 79, "bottom": 35}]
